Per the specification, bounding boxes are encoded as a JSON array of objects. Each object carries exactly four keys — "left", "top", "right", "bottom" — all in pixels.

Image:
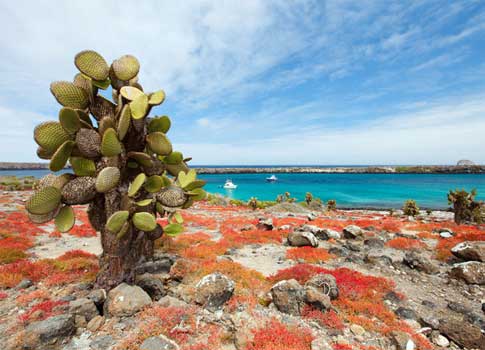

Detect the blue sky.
[{"left": 0, "top": 0, "right": 484, "bottom": 165}]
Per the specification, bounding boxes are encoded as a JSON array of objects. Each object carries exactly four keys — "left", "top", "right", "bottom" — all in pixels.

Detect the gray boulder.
[
  {"left": 136, "top": 273, "right": 166, "bottom": 300},
  {"left": 140, "top": 335, "right": 180, "bottom": 350},
  {"left": 287, "top": 231, "right": 318, "bottom": 247},
  {"left": 451, "top": 241, "right": 485, "bottom": 262},
  {"left": 194, "top": 273, "right": 234, "bottom": 310},
  {"left": 403, "top": 251, "right": 439, "bottom": 274},
  {"left": 305, "top": 273, "right": 339, "bottom": 300},
  {"left": 104, "top": 283, "right": 152, "bottom": 316},
  {"left": 69, "top": 298, "right": 98, "bottom": 322},
  {"left": 450, "top": 261, "right": 485, "bottom": 284},
  {"left": 343, "top": 225, "right": 363, "bottom": 239},
  {"left": 270, "top": 279, "right": 305, "bottom": 316},
  {"left": 25, "top": 314, "right": 75, "bottom": 344}
]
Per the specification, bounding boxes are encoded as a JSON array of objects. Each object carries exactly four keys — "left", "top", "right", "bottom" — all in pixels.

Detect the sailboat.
[{"left": 266, "top": 174, "right": 278, "bottom": 182}]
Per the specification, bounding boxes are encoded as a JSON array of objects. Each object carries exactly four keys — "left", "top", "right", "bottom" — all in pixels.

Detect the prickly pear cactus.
[{"left": 26, "top": 50, "right": 206, "bottom": 289}]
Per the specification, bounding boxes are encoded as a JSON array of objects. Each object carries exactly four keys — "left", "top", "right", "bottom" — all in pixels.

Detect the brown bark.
[{"left": 93, "top": 123, "right": 158, "bottom": 290}]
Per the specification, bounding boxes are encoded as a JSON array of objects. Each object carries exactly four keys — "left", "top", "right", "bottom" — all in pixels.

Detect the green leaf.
[
  {"left": 136, "top": 198, "right": 153, "bottom": 207},
  {"left": 164, "top": 223, "right": 184, "bottom": 236},
  {"left": 128, "top": 173, "right": 146, "bottom": 197}
]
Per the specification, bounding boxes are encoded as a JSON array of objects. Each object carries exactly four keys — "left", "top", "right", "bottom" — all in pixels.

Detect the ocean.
[{"left": 2, "top": 169, "right": 485, "bottom": 209}]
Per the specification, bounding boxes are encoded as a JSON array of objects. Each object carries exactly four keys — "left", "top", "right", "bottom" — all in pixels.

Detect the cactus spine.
[{"left": 25, "top": 50, "right": 206, "bottom": 290}]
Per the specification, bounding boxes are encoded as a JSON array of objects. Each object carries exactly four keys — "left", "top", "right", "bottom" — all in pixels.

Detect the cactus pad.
[
  {"left": 59, "top": 107, "right": 81, "bottom": 134},
  {"left": 26, "top": 186, "right": 62, "bottom": 215},
  {"left": 55, "top": 206, "right": 75, "bottom": 232},
  {"left": 157, "top": 186, "right": 188, "bottom": 208},
  {"left": 136, "top": 198, "right": 153, "bottom": 207},
  {"left": 75, "top": 50, "right": 109, "bottom": 81},
  {"left": 50, "top": 140, "right": 75, "bottom": 172},
  {"left": 146, "top": 132, "right": 172, "bottom": 156},
  {"left": 112, "top": 55, "right": 140, "bottom": 81},
  {"left": 177, "top": 169, "right": 197, "bottom": 188},
  {"left": 91, "top": 77, "right": 111, "bottom": 90},
  {"left": 120, "top": 86, "right": 144, "bottom": 101},
  {"left": 132, "top": 212, "right": 157, "bottom": 232},
  {"left": 187, "top": 188, "right": 206, "bottom": 201},
  {"left": 106, "top": 211, "right": 129, "bottom": 233},
  {"left": 98, "top": 117, "right": 116, "bottom": 136},
  {"left": 148, "top": 90, "right": 165, "bottom": 106},
  {"left": 101, "top": 128, "right": 122, "bottom": 157},
  {"left": 28, "top": 206, "right": 60, "bottom": 224},
  {"left": 128, "top": 173, "right": 146, "bottom": 197},
  {"left": 76, "top": 129, "right": 101, "bottom": 158},
  {"left": 50, "top": 81, "right": 89, "bottom": 109},
  {"left": 127, "top": 152, "right": 153, "bottom": 168},
  {"left": 117, "top": 105, "right": 131, "bottom": 140},
  {"left": 95, "top": 167, "right": 120, "bottom": 193},
  {"left": 37, "top": 146, "right": 54, "bottom": 160},
  {"left": 34, "top": 122, "right": 71, "bottom": 152},
  {"left": 164, "top": 151, "right": 183, "bottom": 165},
  {"left": 144, "top": 175, "right": 163, "bottom": 193},
  {"left": 61, "top": 177, "right": 96, "bottom": 205},
  {"left": 70, "top": 157, "right": 96, "bottom": 176},
  {"left": 38, "top": 173, "right": 72, "bottom": 190},
  {"left": 165, "top": 162, "right": 189, "bottom": 177},
  {"left": 90, "top": 95, "right": 116, "bottom": 120},
  {"left": 148, "top": 116, "right": 171, "bottom": 133},
  {"left": 130, "top": 94, "right": 149, "bottom": 119},
  {"left": 183, "top": 179, "right": 206, "bottom": 191}
]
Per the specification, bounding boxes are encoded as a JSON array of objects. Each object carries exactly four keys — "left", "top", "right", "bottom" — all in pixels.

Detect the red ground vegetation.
[
  {"left": 385, "top": 237, "right": 426, "bottom": 250},
  {"left": 117, "top": 306, "right": 224, "bottom": 350},
  {"left": 286, "top": 247, "right": 334, "bottom": 263},
  {"left": 435, "top": 229, "right": 485, "bottom": 260},
  {"left": 301, "top": 306, "right": 345, "bottom": 331},
  {"left": 0, "top": 250, "right": 98, "bottom": 288},
  {"left": 19, "top": 300, "right": 67, "bottom": 323},
  {"left": 245, "top": 318, "right": 314, "bottom": 350}
]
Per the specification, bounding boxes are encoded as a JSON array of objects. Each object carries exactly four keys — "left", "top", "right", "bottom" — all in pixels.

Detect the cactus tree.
[{"left": 25, "top": 50, "right": 206, "bottom": 290}]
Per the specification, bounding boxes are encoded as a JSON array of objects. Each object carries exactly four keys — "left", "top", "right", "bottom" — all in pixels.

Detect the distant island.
[{"left": 1, "top": 162, "right": 484, "bottom": 174}]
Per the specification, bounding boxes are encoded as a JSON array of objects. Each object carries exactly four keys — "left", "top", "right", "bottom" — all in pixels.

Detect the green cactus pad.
[
  {"left": 130, "top": 94, "right": 149, "bottom": 119},
  {"left": 132, "top": 212, "right": 157, "bottom": 231},
  {"left": 182, "top": 197, "right": 194, "bottom": 209},
  {"left": 187, "top": 188, "right": 206, "bottom": 201},
  {"left": 183, "top": 180, "right": 206, "bottom": 191},
  {"left": 26, "top": 186, "right": 62, "bottom": 215},
  {"left": 177, "top": 169, "right": 197, "bottom": 188},
  {"left": 59, "top": 107, "right": 81, "bottom": 134},
  {"left": 34, "top": 122, "right": 71, "bottom": 152},
  {"left": 50, "top": 81, "right": 89, "bottom": 109},
  {"left": 157, "top": 186, "right": 188, "bottom": 208},
  {"left": 37, "top": 146, "right": 54, "bottom": 160},
  {"left": 55, "top": 206, "right": 75, "bottom": 233},
  {"left": 115, "top": 221, "right": 129, "bottom": 239},
  {"left": 50, "top": 140, "right": 75, "bottom": 172},
  {"left": 117, "top": 105, "right": 131, "bottom": 140},
  {"left": 70, "top": 157, "right": 96, "bottom": 176},
  {"left": 98, "top": 117, "right": 116, "bottom": 136},
  {"left": 144, "top": 175, "right": 163, "bottom": 193},
  {"left": 127, "top": 152, "right": 153, "bottom": 168},
  {"left": 163, "top": 223, "right": 184, "bottom": 237},
  {"left": 75, "top": 129, "right": 101, "bottom": 158},
  {"left": 101, "top": 128, "right": 122, "bottom": 157},
  {"left": 61, "top": 177, "right": 96, "bottom": 205},
  {"left": 28, "top": 206, "right": 60, "bottom": 224},
  {"left": 112, "top": 55, "right": 140, "bottom": 81},
  {"left": 164, "top": 151, "right": 183, "bottom": 165},
  {"left": 95, "top": 166, "right": 120, "bottom": 193},
  {"left": 148, "top": 116, "right": 171, "bottom": 133},
  {"left": 74, "top": 50, "right": 109, "bottom": 81},
  {"left": 76, "top": 110, "right": 93, "bottom": 126},
  {"left": 38, "top": 173, "right": 73, "bottom": 190},
  {"left": 165, "top": 162, "right": 189, "bottom": 177},
  {"left": 128, "top": 173, "right": 146, "bottom": 197},
  {"left": 148, "top": 90, "right": 165, "bottom": 106},
  {"left": 92, "top": 78, "right": 111, "bottom": 90},
  {"left": 106, "top": 210, "right": 129, "bottom": 233},
  {"left": 156, "top": 202, "right": 165, "bottom": 215},
  {"left": 120, "top": 86, "right": 144, "bottom": 101},
  {"left": 90, "top": 95, "right": 116, "bottom": 120},
  {"left": 136, "top": 198, "right": 153, "bottom": 207},
  {"left": 146, "top": 132, "right": 172, "bottom": 156}
]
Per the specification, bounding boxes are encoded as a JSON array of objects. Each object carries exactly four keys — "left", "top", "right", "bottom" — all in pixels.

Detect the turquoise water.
[{"left": 2, "top": 170, "right": 485, "bottom": 209}]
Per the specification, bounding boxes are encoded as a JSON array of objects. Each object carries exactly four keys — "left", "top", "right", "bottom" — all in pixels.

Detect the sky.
[{"left": 0, "top": 0, "right": 484, "bottom": 165}]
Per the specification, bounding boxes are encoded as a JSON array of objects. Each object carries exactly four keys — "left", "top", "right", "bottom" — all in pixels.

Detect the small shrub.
[
  {"left": 448, "top": 189, "right": 483, "bottom": 224},
  {"left": 248, "top": 197, "right": 259, "bottom": 211},
  {"left": 305, "top": 192, "right": 313, "bottom": 205},
  {"left": 327, "top": 199, "right": 337, "bottom": 211},
  {"left": 402, "top": 200, "right": 419, "bottom": 217}
]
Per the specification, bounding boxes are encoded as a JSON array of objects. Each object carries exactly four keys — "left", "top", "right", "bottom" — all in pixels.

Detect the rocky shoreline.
[{"left": 1, "top": 162, "right": 485, "bottom": 174}]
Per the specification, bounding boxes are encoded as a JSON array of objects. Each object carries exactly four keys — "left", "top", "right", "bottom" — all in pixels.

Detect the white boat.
[
  {"left": 223, "top": 179, "right": 237, "bottom": 189},
  {"left": 266, "top": 174, "right": 278, "bottom": 182}
]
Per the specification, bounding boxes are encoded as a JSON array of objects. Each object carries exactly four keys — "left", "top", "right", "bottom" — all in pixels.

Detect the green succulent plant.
[{"left": 25, "top": 50, "right": 206, "bottom": 290}]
